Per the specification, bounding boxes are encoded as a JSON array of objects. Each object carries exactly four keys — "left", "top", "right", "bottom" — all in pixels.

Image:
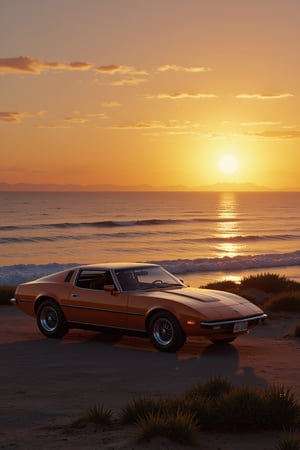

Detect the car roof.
[{"left": 77, "top": 262, "right": 158, "bottom": 271}]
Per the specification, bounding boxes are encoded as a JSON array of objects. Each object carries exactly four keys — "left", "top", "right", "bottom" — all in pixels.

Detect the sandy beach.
[{"left": 0, "top": 305, "right": 299, "bottom": 449}]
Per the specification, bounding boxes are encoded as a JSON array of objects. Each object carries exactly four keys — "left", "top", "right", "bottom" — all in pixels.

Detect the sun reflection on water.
[{"left": 215, "top": 192, "right": 241, "bottom": 258}]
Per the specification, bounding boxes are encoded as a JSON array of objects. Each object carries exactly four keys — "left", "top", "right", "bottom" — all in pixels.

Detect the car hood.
[{"left": 142, "top": 287, "right": 263, "bottom": 319}]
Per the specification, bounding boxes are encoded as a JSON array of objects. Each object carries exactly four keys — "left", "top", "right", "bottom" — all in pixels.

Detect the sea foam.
[{"left": 1, "top": 250, "right": 300, "bottom": 285}]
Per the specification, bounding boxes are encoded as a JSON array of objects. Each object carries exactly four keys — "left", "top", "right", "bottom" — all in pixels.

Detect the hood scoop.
[{"left": 164, "top": 287, "right": 218, "bottom": 303}]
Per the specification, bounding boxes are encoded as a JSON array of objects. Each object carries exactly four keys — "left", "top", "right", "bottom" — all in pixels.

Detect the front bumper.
[{"left": 201, "top": 313, "right": 267, "bottom": 331}]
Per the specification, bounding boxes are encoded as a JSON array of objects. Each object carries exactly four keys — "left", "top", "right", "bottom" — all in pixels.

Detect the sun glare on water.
[{"left": 218, "top": 154, "right": 239, "bottom": 174}]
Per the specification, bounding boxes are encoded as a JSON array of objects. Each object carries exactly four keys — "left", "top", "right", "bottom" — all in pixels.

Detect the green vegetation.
[
  {"left": 265, "top": 293, "right": 300, "bottom": 313},
  {"left": 0, "top": 285, "right": 15, "bottom": 305},
  {"left": 68, "top": 377, "right": 299, "bottom": 447},
  {"left": 203, "top": 273, "right": 300, "bottom": 315},
  {"left": 276, "top": 430, "right": 300, "bottom": 450},
  {"left": 85, "top": 403, "right": 113, "bottom": 425},
  {"left": 119, "top": 377, "right": 300, "bottom": 443},
  {"left": 136, "top": 409, "right": 198, "bottom": 445}
]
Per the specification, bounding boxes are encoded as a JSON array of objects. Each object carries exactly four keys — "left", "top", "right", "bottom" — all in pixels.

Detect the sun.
[{"left": 218, "top": 154, "right": 239, "bottom": 174}]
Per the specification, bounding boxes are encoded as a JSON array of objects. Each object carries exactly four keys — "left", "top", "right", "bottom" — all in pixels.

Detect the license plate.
[{"left": 233, "top": 321, "right": 248, "bottom": 333}]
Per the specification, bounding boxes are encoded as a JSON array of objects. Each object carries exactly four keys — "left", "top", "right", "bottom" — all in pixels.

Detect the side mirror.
[{"left": 104, "top": 284, "right": 116, "bottom": 294}]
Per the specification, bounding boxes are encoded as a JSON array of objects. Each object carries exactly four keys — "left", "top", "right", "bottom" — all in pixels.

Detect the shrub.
[
  {"left": 85, "top": 403, "right": 113, "bottom": 425},
  {"left": 120, "top": 395, "right": 161, "bottom": 424},
  {"left": 262, "top": 385, "right": 300, "bottom": 429},
  {"left": 276, "top": 430, "right": 300, "bottom": 450},
  {"left": 294, "top": 324, "right": 300, "bottom": 338},
  {"left": 184, "top": 375, "right": 232, "bottom": 401},
  {"left": 0, "top": 285, "right": 16, "bottom": 305},
  {"left": 201, "top": 280, "right": 238, "bottom": 292},
  {"left": 136, "top": 409, "right": 198, "bottom": 445},
  {"left": 216, "top": 386, "right": 265, "bottom": 431},
  {"left": 240, "top": 273, "right": 300, "bottom": 294},
  {"left": 265, "top": 293, "right": 300, "bottom": 313}
]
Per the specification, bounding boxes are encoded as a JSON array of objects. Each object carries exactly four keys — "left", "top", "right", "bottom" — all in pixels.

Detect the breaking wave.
[{"left": 2, "top": 250, "right": 300, "bottom": 285}]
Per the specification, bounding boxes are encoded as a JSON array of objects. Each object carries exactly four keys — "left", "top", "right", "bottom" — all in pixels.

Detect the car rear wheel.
[
  {"left": 148, "top": 311, "right": 186, "bottom": 352},
  {"left": 37, "top": 300, "right": 69, "bottom": 338}
]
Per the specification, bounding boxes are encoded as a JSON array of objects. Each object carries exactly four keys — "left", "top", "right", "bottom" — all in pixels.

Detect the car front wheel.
[
  {"left": 37, "top": 300, "right": 69, "bottom": 338},
  {"left": 148, "top": 311, "right": 186, "bottom": 352}
]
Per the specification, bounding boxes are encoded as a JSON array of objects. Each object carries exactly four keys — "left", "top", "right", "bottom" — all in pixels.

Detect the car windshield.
[{"left": 115, "top": 266, "right": 184, "bottom": 292}]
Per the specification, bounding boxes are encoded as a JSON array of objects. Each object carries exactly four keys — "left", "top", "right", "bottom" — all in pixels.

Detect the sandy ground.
[{"left": 0, "top": 306, "right": 299, "bottom": 449}]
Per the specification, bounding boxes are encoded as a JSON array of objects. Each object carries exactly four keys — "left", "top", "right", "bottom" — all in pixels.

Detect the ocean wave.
[
  {"left": 0, "top": 216, "right": 246, "bottom": 232},
  {"left": 1, "top": 232, "right": 298, "bottom": 245},
  {"left": 2, "top": 250, "right": 300, "bottom": 285}
]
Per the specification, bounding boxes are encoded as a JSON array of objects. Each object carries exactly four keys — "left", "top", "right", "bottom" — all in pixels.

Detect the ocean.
[{"left": 1, "top": 191, "right": 300, "bottom": 286}]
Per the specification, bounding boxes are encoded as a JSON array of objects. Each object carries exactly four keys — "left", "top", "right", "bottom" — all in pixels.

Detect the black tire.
[
  {"left": 37, "top": 300, "right": 69, "bottom": 338},
  {"left": 148, "top": 311, "right": 186, "bottom": 352},
  {"left": 210, "top": 337, "right": 236, "bottom": 344}
]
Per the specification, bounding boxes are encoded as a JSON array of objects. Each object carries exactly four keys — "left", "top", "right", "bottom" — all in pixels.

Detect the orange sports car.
[{"left": 11, "top": 262, "right": 267, "bottom": 352}]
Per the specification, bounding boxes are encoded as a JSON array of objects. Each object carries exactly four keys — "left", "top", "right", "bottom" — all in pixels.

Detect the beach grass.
[{"left": 121, "top": 377, "right": 300, "bottom": 437}]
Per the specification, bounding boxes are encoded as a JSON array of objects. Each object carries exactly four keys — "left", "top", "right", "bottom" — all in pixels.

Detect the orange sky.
[{"left": 1, "top": 0, "right": 300, "bottom": 190}]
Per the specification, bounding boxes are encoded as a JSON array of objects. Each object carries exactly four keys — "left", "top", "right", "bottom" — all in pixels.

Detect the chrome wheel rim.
[
  {"left": 153, "top": 317, "right": 174, "bottom": 346},
  {"left": 40, "top": 306, "right": 58, "bottom": 332}
]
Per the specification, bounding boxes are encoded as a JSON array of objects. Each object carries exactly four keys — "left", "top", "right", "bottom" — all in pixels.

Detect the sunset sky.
[{"left": 1, "top": 0, "right": 300, "bottom": 190}]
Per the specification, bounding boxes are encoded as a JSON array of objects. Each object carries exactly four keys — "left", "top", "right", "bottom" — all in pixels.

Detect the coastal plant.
[
  {"left": 120, "top": 394, "right": 161, "bottom": 424},
  {"left": 262, "top": 385, "right": 300, "bottom": 429},
  {"left": 265, "top": 293, "right": 300, "bottom": 313},
  {"left": 0, "top": 285, "right": 16, "bottom": 305},
  {"left": 184, "top": 375, "right": 232, "bottom": 401},
  {"left": 201, "top": 280, "right": 238, "bottom": 292},
  {"left": 294, "top": 323, "right": 300, "bottom": 338},
  {"left": 240, "top": 273, "right": 300, "bottom": 294},
  {"left": 275, "top": 430, "right": 300, "bottom": 450},
  {"left": 136, "top": 409, "right": 198, "bottom": 445},
  {"left": 215, "top": 386, "right": 265, "bottom": 431},
  {"left": 85, "top": 403, "right": 113, "bottom": 425}
]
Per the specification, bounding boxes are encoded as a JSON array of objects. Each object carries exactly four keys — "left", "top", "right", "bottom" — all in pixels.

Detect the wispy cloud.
[
  {"left": 245, "top": 130, "right": 300, "bottom": 139},
  {"left": 0, "top": 56, "right": 93, "bottom": 75},
  {"left": 0, "top": 111, "right": 28, "bottom": 123},
  {"left": 109, "top": 77, "right": 147, "bottom": 86},
  {"left": 33, "top": 124, "right": 70, "bottom": 129},
  {"left": 111, "top": 120, "right": 200, "bottom": 130},
  {"left": 94, "top": 64, "right": 147, "bottom": 75},
  {"left": 236, "top": 93, "right": 293, "bottom": 99},
  {"left": 146, "top": 92, "right": 217, "bottom": 99},
  {"left": 240, "top": 121, "right": 281, "bottom": 126},
  {"left": 157, "top": 64, "right": 211, "bottom": 73},
  {"left": 101, "top": 101, "right": 121, "bottom": 107},
  {"left": 64, "top": 116, "right": 88, "bottom": 124}
]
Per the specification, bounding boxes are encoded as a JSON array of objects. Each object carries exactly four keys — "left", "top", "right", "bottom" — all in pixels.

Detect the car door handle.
[{"left": 71, "top": 293, "right": 79, "bottom": 298}]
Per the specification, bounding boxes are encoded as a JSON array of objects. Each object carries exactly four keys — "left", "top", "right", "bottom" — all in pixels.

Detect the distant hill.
[{"left": 0, "top": 182, "right": 299, "bottom": 192}]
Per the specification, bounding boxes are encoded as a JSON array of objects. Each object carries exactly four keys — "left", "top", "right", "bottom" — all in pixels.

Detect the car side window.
[{"left": 75, "top": 270, "right": 115, "bottom": 290}]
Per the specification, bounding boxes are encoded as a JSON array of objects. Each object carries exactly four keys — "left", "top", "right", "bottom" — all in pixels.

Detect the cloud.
[
  {"left": 240, "top": 121, "right": 281, "bottom": 126},
  {"left": 64, "top": 116, "right": 88, "bottom": 124},
  {"left": 146, "top": 92, "right": 217, "bottom": 99},
  {"left": 236, "top": 93, "right": 293, "bottom": 99},
  {"left": 111, "top": 120, "right": 200, "bottom": 130},
  {"left": 0, "top": 56, "right": 93, "bottom": 75},
  {"left": 0, "top": 111, "right": 28, "bottom": 123},
  {"left": 101, "top": 101, "right": 121, "bottom": 107},
  {"left": 109, "top": 77, "right": 147, "bottom": 86},
  {"left": 33, "top": 124, "right": 70, "bottom": 129},
  {"left": 157, "top": 64, "right": 211, "bottom": 73},
  {"left": 245, "top": 130, "right": 300, "bottom": 139},
  {"left": 94, "top": 64, "right": 147, "bottom": 75}
]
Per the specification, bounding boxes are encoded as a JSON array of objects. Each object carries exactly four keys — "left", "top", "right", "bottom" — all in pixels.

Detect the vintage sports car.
[{"left": 11, "top": 262, "right": 267, "bottom": 352}]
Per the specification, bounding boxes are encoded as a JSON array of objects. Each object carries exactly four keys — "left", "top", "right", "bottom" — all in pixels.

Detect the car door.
[{"left": 66, "top": 269, "right": 128, "bottom": 329}]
